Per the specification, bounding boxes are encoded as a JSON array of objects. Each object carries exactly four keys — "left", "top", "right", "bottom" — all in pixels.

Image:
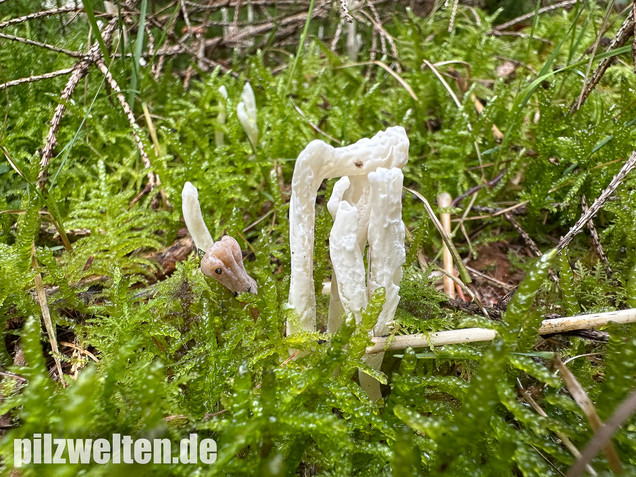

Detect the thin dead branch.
[
  {"left": 32, "top": 245, "right": 66, "bottom": 387},
  {"left": 554, "top": 358, "right": 623, "bottom": 474},
  {"left": 37, "top": 18, "right": 119, "bottom": 190},
  {"left": 519, "top": 381, "right": 597, "bottom": 476},
  {"left": 0, "top": 6, "right": 79, "bottom": 29},
  {"left": 406, "top": 187, "right": 472, "bottom": 284},
  {"left": 570, "top": 8, "right": 634, "bottom": 114},
  {"left": 0, "top": 32, "right": 83, "bottom": 57},
  {"left": 488, "top": 30, "right": 553, "bottom": 44},
  {"left": 0, "top": 68, "right": 74, "bottom": 91},
  {"left": 341, "top": 60, "right": 417, "bottom": 100},
  {"left": 503, "top": 212, "right": 542, "bottom": 258},
  {"left": 567, "top": 388, "right": 636, "bottom": 477},
  {"left": 493, "top": 1, "right": 578, "bottom": 32},
  {"left": 581, "top": 195, "right": 611, "bottom": 273},
  {"left": 367, "top": 308, "right": 636, "bottom": 353},
  {"left": 503, "top": 211, "right": 560, "bottom": 283},
  {"left": 558, "top": 149, "right": 636, "bottom": 251},
  {"left": 93, "top": 58, "right": 158, "bottom": 195},
  {"left": 465, "top": 265, "right": 516, "bottom": 292}
]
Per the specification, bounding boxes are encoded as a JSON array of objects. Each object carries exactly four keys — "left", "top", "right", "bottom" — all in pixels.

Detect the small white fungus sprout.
[
  {"left": 237, "top": 82, "right": 259, "bottom": 149},
  {"left": 215, "top": 85, "right": 229, "bottom": 148}
]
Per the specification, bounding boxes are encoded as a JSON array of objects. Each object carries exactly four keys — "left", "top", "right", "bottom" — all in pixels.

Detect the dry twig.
[
  {"left": 0, "top": 6, "right": 78, "bottom": 28},
  {"left": 94, "top": 58, "right": 158, "bottom": 198},
  {"left": 37, "top": 18, "right": 119, "bottom": 189},
  {"left": 558, "top": 150, "right": 636, "bottom": 251},
  {"left": 493, "top": 0, "right": 578, "bottom": 32},
  {"left": 519, "top": 381, "right": 597, "bottom": 476},
  {"left": 0, "top": 32, "right": 82, "bottom": 57},
  {"left": 0, "top": 68, "right": 74, "bottom": 91},
  {"left": 570, "top": 8, "right": 634, "bottom": 114},
  {"left": 32, "top": 245, "right": 66, "bottom": 387},
  {"left": 367, "top": 308, "right": 636, "bottom": 353},
  {"left": 554, "top": 358, "right": 623, "bottom": 474},
  {"left": 581, "top": 195, "right": 611, "bottom": 273},
  {"left": 567, "top": 388, "right": 636, "bottom": 477}
]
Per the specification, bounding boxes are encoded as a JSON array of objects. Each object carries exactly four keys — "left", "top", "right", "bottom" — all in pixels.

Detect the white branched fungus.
[{"left": 287, "top": 126, "right": 409, "bottom": 399}]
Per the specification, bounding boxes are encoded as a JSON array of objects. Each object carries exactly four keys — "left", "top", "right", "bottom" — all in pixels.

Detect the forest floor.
[{"left": 0, "top": 1, "right": 635, "bottom": 475}]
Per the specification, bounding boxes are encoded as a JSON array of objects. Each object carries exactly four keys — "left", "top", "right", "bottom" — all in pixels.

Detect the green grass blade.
[
  {"left": 284, "top": 0, "right": 315, "bottom": 97},
  {"left": 81, "top": 0, "right": 110, "bottom": 61},
  {"left": 128, "top": 0, "right": 148, "bottom": 108}
]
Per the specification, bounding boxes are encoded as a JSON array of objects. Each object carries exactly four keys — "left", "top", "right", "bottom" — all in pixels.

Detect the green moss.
[{"left": 0, "top": 2, "right": 635, "bottom": 475}]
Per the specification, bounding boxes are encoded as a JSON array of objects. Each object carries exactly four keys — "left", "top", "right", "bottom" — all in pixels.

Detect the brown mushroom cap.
[{"left": 201, "top": 235, "right": 257, "bottom": 295}]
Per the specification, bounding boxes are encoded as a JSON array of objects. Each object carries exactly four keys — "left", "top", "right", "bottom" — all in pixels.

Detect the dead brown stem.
[
  {"left": 555, "top": 358, "right": 623, "bottom": 474},
  {"left": 0, "top": 6, "right": 79, "bottom": 28},
  {"left": 493, "top": 1, "right": 578, "bottom": 31},
  {"left": 438, "top": 193, "right": 455, "bottom": 298},
  {"left": 567, "top": 388, "right": 636, "bottom": 477},
  {"left": 0, "top": 32, "right": 82, "bottom": 57},
  {"left": 37, "top": 18, "right": 119, "bottom": 190},
  {"left": 570, "top": 9, "right": 634, "bottom": 114},
  {"left": 558, "top": 150, "right": 636, "bottom": 251},
  {"left": 581, "top": 195, "right": 611, "bottom": 273},
  {"left": 93, "top": 58, "right": 157, "bottom": 193},
  {"left": 0, "top": 68, "right": 74, "bottom": 91},
  {"left": 31, "top": 244, "right": 66, "bottom": 387},
  {"left": 367, "top": 308, "right": 636, "bottom": 353}
]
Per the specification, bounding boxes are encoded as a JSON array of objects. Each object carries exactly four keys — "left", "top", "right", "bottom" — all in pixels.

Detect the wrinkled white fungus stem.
[
  {"left": 359, "top": 167, "right": 405, "bottom": 400},
  {"left": 237, "top": 81, "right": 259, "bottom": 148},
  {"left": 215, "top": 85, "right": 228, "bottom": 148},
  {"left": 326, "top": 168, "right": 406, "bottom": 401},
  {"left": 182, "top": 182, "right": 257, "bottom": 295},
  {"left": 328, "top": 177, "right": 367, "bottom": 327},
  {"left": 287, "top": 126, "right": 409, "bottom": 336},
  {"left": 287, "top": 127, "right": 408, "bottom": 400},
  {"left": 367, "top": 167, "right": 405, "bottom": 336},
  {"left": 327, "top": 176, "right": 372, "bottom": 332},
  {"left": 182, "top": 181, "right": 214, "bottom": 251},
  {"left": 326, "top": 178, "right": 349, "bottom": 332}
]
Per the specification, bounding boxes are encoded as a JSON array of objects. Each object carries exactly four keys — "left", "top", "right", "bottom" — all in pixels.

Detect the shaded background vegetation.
[{"left": 0, "top": 0, "right": 635, "bottom": 475}]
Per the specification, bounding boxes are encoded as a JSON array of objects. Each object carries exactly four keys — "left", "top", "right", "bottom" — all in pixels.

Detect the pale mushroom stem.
[
  {"left": 327, "top": 176, "right": 371, "bottom": 332},
  {"left": 327, "top": 177, "right": 352, "bottom": 333},
  {"left": 360, "top": 167, "right": 405, "bottom": 401},
  {"left": 182, "top": 182, "right": 214, "bottom": 251},
  {"left": 329, "top": 197, "right": 367, "bottom": 324},
  {"left": 437, "top": 192, "right": 455, "bottom": 298}
]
